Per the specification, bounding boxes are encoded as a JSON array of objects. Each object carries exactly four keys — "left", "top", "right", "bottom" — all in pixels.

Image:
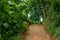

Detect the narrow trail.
[{"left": 24, "top": 24, "right": 53, "bottom": 40}]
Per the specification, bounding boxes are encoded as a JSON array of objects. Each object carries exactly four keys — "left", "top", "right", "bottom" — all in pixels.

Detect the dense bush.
[
  {"left": 45, "top": 0, "right": 60, "bottom": 39},
  {"left": 0, "top": 0, "right": 29, "bottom": 40}
]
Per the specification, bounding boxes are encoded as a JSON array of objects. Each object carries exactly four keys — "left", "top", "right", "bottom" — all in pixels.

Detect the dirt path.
[{"left": 24, "top": 24, "right": 53, "bottom": 40}]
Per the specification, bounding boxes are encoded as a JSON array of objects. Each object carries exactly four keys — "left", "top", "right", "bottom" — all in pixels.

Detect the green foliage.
[
  {"left": 44, "top": 0, "right": 60, "bottom": 40},
  {"left": 0, "top": 0, "right": 60, "bottom": 40},
  {"left": 0, "top": 0, "right": 29, "bottom": 40},
  {"left": 0, "top": 0, "right": 44, "bottom": 40}
]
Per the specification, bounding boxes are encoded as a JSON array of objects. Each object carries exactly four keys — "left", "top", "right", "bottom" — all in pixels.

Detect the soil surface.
[{"left": 24, "top": 24, "right": 53, "bottom": 40}]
